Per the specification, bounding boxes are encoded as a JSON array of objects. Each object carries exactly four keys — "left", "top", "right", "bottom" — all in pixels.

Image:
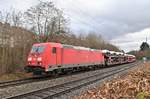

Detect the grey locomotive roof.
[{"left": 62, "top": 44, "right": 101, "bottom": 51}]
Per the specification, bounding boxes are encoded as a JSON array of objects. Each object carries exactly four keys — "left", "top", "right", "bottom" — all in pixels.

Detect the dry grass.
[
  {"left": 0, "top": 72, "right": 32, "bottom": 81},
  {"left": 73, "top": 62, "right": 150, "bottom": 99}
]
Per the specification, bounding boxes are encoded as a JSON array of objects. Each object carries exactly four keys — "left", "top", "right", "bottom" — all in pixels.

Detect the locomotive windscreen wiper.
[{"left": 31, "top": 46, "right": 45, "bottom": 53}]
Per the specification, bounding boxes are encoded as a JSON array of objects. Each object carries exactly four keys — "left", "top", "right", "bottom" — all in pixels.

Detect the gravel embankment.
[{"left": 73, "top": 62, "right": 150, "bottom": 99}]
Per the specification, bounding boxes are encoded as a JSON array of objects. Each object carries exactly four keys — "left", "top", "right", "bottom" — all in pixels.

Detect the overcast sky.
[{"left": 0, "top": 0, "right": 150, "bottom": 52}]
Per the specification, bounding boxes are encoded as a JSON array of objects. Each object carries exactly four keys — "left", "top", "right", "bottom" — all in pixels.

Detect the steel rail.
[{"left": 5, "top": 62, "right": 140, "bottom": 99}]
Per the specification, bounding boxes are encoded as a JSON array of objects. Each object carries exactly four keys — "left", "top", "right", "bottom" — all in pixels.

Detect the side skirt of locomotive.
[
  {"left": 47, "top": 62, "right": 105, "bottom": 72},
  {"left": 25, "top": 62, "right": 105, "bottom": 75}
]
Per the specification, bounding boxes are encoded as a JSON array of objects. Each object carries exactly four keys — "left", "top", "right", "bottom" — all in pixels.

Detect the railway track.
[
  {"left": 0, "top": 72, "right": 83, "bottom": 88},
  {"left": 0, "top": 62, "right": 137, "bottom": 89},
  {"left": 5, "top": 62, "right": 140, "bottom": 99},
  {"left": 0, "top": 69, "right": 92, "bottom": 88},
  {"left": 0, "top": 68, "right": 106, "bottom": 88},
  {"left": 0, "top": 76, "right": 50, "bottom": 89}
]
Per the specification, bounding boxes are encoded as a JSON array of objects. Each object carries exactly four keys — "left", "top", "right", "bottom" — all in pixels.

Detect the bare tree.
[
  {"left": 0, "top": 10, "right": 23, "bottom": 27},
  {"left": 0, "top": 11, "right": 3, "bottom": 22},
  {"left": 11, "top": 10, "right": 23, "bottom": 27},
  {"left": 4, "top": 12, "right": 11, "bottom": 24},
  {"left": 25, "top": 1, "right": 68, "bottom": 42}
]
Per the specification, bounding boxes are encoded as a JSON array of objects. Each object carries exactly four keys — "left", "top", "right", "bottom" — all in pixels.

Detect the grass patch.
[{"left": 0, "top": 72, "right": 32, "bottom": 82}]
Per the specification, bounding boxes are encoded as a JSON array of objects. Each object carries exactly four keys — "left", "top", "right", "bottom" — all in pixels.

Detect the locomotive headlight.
[
  {"left": 28, "top": 57, "right": 32, "bottom": 61},
  {"left": 37, "top": 57, "right": 42, "bottom": 61}
]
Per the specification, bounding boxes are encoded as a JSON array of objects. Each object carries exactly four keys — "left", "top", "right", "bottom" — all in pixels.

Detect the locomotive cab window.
[
  {"left": 31, "top": 46, "right": 45, "bottom": 53},
  {"left": 52, "top": 47, "right": 56, "bottom": 54}
]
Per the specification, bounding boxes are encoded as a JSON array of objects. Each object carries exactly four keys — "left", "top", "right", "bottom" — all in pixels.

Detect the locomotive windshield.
[{"left": 31, "top": 46, "right": 45, "bottom": 53}]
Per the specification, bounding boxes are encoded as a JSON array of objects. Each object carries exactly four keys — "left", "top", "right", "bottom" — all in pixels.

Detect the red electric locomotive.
[{"left": 25, "top": 42, "right": 105, "bottom": 74}]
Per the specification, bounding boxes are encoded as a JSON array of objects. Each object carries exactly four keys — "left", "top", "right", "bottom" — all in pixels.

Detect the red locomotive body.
[
  {"left": 25, "top": 42, "right": 105, "bottom": 74},
  {"left": 62, "top": 45, "right": 104, "bottom": 67}
]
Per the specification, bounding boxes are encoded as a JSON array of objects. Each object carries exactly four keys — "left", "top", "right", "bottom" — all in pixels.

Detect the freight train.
[{"left": 25, "top": 42, "right": 136, "bottom": 75}]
